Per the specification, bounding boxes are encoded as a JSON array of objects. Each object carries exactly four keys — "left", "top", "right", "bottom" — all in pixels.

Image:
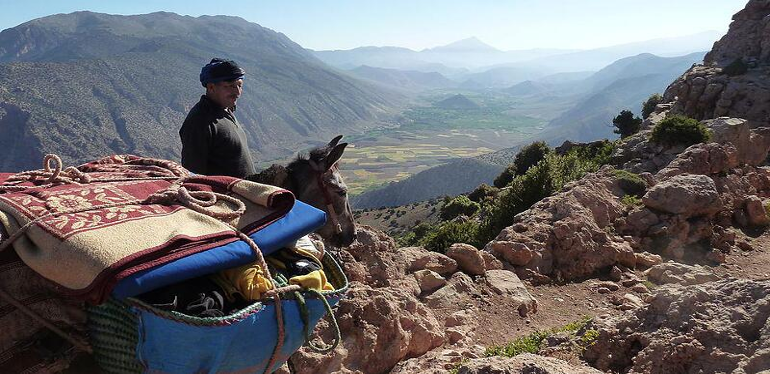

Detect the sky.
[{"left": 0, "top": 0, "right": 749, "bottom": 51}]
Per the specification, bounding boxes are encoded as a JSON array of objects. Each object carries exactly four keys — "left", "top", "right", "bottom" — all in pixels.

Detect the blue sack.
[{"left": 87, "top": 254, "right": 348, "bottom": 374}]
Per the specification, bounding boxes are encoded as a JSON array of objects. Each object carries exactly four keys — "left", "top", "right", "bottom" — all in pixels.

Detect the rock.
[
  {"left": 597, "top": 287, "right": 611, "bottom": 294},
  {"left": 486, "top": 168, "right": 637, "bottom": 281},
  {"left": 288, "top": 283, "right": 444, "bottom": 374},
  {"left": 484, "top": 270, "right": 538, "bottom": 316},
  {"left": 643, "top": 174, "right": 723, "bottom": 217},
  {"left": 655, "top": 142, "right": 739, "bottom": 179},
  {"left": 596, "top": 281, "right": 620, "bottom": 291},
  {"left": 403, "top": 247, "right": 458, "bottom": 276},
  {"left": 744, "top": 195, "right": 769, "bottom": 226},
  {"left": 390, "top": 346, "right": 486, "bottom": 374},
  {"left": 630, "top": 283, "right": 650, "bottom": 293},
  {"left": 634, "top": 251, "right": 663, "bottom": 268},
  {"left": 423, "top": 272, "right": 478, "bottom": 309},
  {"left": 585, "top": 279, "right": 770, "bottom": 374},
  {"left": 480, "top": 251, "right": 503, "bottom": 271},
  {"left": 457, "top": 354, "right": 604, "bottom": 374},
  {"left": 622, "top": 293, "right": 644, "bottom": 308},
  {"left": 447, "top": 243, "right": 486, "bottom": 276},
  {"left": 485, "top": 241, "right": 533, "bottom": 266},
  {"left": 646, "top": 261, "right": 721, "bottom": 286},
  {"left": 413, "top": 269, "right": 447, "bottom": 293},
  {"left": 736, "top": 239, "right": 755, "bottom": 251},
  {"left": 609, "top": 266, "right": 623, "bottom": 282},
  {"left": 706, "top": 249, "right": 727, "bottom": 264}
]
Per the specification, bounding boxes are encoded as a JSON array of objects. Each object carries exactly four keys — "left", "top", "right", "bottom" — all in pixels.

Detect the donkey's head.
[{"left": 252, "top": 136, "right": 356, "bottom": 247}]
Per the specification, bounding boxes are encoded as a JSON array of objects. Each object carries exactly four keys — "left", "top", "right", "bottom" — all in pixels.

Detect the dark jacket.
[{"left": 179, "top": 95, "right": 256, "bottom": 178}]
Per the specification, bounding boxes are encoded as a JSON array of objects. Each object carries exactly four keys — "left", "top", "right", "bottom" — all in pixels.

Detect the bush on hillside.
[
  {"left": 468, "top": 183, "right": 500, "bottom": 203},
  {"left": 494, "top": 141, "right": 551, "bottom": 188},
  {"left": 613, "top": 169, "right": 647, "bottom": 197},
  {"left": 723, "top": 58, "right": 748, "bottom": 76},
  {"left": 419, "top": 220, "right": 481, "bottom": 253},
  {"left": 566, "top": 140, "right": 616, "bottom": 166},
  {"left": 612, "top": 110, "right": 642, "bottom": 139},
  {"left": 478, "top": 152, "right": 602, "bottom": 244},
  {"left": 642, "top": 93, "right": 663, "bottom": 119},
  {"left": 650, "top": 115, "right": 711, "bottom": 147},
  {"left": 440, "top": 195, "right": 480, "bottom": 220}
]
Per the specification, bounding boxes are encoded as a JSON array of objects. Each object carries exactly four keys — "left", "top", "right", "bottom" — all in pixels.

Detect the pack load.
[{"left": 0, "top": 154, "right": 348, "bottom": 373}]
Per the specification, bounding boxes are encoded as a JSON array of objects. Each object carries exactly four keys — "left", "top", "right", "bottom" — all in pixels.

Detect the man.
[{"left": 179, "top": 58, "right": 256, "bottom": 177}]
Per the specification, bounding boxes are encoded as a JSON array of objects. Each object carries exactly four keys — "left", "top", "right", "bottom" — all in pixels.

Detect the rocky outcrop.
[
  {"left": 585, "top": 279, "right": 770, "bottom": 374},
  {"left": 663, "top": 0, "right": 770, "bottom": 125},
  {"left": 484, "top": 167, "right": 636, "bottom": 281},
  {"left": 456, "top": 354, "right": 603, "bottom": 374}
]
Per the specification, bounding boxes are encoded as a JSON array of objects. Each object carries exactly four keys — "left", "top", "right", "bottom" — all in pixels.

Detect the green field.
[{"left": 337, "top": 91, "right": 550, "bottom": 195}]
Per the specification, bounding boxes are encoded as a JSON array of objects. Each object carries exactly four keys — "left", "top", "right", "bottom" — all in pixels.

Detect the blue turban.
[{"left": 200, "top": 58, "right": 245, "bottom": 87}]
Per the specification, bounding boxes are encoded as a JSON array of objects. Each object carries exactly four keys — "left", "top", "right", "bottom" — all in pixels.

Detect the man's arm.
[{"left": 180, "top": 120, "right": 212, "bottom": 175}]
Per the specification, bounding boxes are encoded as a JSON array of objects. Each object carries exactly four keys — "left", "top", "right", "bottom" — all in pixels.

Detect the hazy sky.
[{"left": 0, "top": 0, "right": 748, "bottom": 51}]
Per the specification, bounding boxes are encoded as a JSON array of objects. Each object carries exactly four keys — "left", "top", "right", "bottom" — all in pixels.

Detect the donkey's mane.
[{"left": 287, "top": 146, "right": 330, "bottom": 170}]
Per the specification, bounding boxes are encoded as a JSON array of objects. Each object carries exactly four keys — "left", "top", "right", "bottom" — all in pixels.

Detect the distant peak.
[{"left": 426, "top": 37, "right": 500, "bottom": 53}]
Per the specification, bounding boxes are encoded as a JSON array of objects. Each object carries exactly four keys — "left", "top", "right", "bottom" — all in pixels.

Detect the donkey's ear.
[
  {"left": 325, "top": 143, "right": 347, "bottom": 170},
  {"left": 328, "top": 135, "right": 343, "bottom": 149}
]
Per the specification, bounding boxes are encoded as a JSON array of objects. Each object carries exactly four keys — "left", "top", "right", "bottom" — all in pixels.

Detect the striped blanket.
[{"left": 0, "top": 155, "right": 294, "bottom": 304}]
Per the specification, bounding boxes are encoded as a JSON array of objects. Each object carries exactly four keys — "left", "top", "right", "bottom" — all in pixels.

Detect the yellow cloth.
[
  {"left": 212, "top": 263, "right": 274, "bottom": 301},
  {"left": 288, "top": 270, "right": 334, "bottom": 292}
]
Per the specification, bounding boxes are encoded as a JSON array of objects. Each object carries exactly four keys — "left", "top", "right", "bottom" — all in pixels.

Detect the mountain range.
[{"left": 0, "top": 11, "right": 401, "bottom": 171}]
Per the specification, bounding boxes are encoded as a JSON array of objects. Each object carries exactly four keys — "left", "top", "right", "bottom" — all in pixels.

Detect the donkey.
[{"left": 248, "top": 135, "right": 357, "bottom": 247}]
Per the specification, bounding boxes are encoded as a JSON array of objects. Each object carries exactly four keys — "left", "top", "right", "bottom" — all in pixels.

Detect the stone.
[
  {"left": 634, "top": 252, "right": 663, "bottom": 268},
  {"left": 484, "top": 270, "right": 538, "bottom": 316},
  {"left": 646, "top": 262, "right": 721, "bottom": 286},
  {"left": 413, "top": 269, "right": 447, "bottom": 293},
  {"left": 744, "top": 195, "right": 769, "bottom": 226},
  {"left": 446, "top": 243, "right": 486, "bottom": 276},
  {"left": 480, "top": 251, "right": 503, "bottom": 271},
  {"left": 456, "top": 354, "right": 604, "bottom": 374},
  {"left": 643, "top": 174, "right": 723, "bottom": 217},
  {"left": 485, "top": 241, "right": 533, "bottom": 266},
  {"left": 585, "top": 279, "right": 770, "bottom": 374},
  {"left": 404, "top": 248, "right": 458, "bottom": 276}
]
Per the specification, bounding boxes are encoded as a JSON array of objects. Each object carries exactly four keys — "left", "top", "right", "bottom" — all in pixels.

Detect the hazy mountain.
[
  {"left": 544, "top": 52, "right": 706, "bottom": 142},
  {"left": 461, "top": 65, "right": 552, "bottom": 88},
  {"left": 351, "top": 158, "right": 504, "bottom": 209},
  {"left": 514, "top": 31, "right": 721, "bottom": 73},
  {"left": 504, "top": 80, "right": 553, "bottom": 96},
  {"left": 345, "top": 65, "right": 457, "bottom": 93},
  {"left": 0, "top": 11, "right": 401, "bottom": 171},
  {"left": 312, "top": 37, "right": 575, "bottom": 72},
  {"left": 433, "top": 94, "right": 480, "bottom": 109}
]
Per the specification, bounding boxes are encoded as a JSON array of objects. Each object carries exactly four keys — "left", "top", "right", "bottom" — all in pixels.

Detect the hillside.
[
  {"left": 0, "top": 11, "right": 401, "bottom": 171},
  {"left": 433, "top": 94, "right": 480, "bottom": 110},
  {"left": 543, "top": 52, "right": 706, "bottom": 142},
  {"left": 345, "top": 65, "right": 457, "bottom": 93},
  {"left": 351, "top": 158, "right": 503, "bottom": 208}
]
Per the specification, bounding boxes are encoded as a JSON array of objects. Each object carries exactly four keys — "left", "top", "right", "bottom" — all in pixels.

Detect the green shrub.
[
  {"left": 468, "top": 183, "right": 499, "bottom": 203},
  {"left": 419, "top": 220, "right": 481, "bottom": 253},
  {"left": 642, "top": 93, "right": 663, "bottom": 119},
  {"left": 613, "top": 169, "right": 647, "bottom": 197},
  {"left": 565, "top": 140, "right": 617, "bottom": 166},
  {"left": 494, "top": 141, "right": 551, "bottom": 188},
  {"left": 621, "top": 194, "right": 643, "bottom": 207},
  {"left": 440, "top": 195, "right": 480, "bottom": 220},
  {"left": 612, "top": 110, "right": 642, "bottom": 138},
  {"left": 486, "top": 316, "right": 594, "bottom": 358},
  {"left": 650, "top": 115, "right": 711, "bottom": 147},
  {"left": 723, "top": 58, "right": 748, "bottom": 76},
  {"left": 478, "top": 152, "right": 601, "bottom": 243}
]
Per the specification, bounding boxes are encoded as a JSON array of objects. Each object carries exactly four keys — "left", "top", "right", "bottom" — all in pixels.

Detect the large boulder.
[
  {"left": 457, "top": 354, "right": 603, "bottom": 374},
  {"left": 289, "top": 283, "right": 445, "bottom": 374},
  {"left": 446, "top": 243, "right": 486, "bottom": 276},
  {"left": 642, "top": 174, "right": 723, "bottom": 217},
  {"left": 484, "top": 270, "right": 538, "bottom": 317},
  {"left": 585, "top": 279, "right": 770, "bottom": 374}
]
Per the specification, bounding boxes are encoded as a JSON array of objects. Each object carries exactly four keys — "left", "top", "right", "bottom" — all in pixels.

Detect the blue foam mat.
[{"left": 112, "top": 201, "right": 326, "bottom": 299}]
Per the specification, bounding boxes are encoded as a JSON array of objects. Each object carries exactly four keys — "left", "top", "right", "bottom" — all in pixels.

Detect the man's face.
[{"left": 207, "top": 79, "right": 243, "bottom": 109}]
